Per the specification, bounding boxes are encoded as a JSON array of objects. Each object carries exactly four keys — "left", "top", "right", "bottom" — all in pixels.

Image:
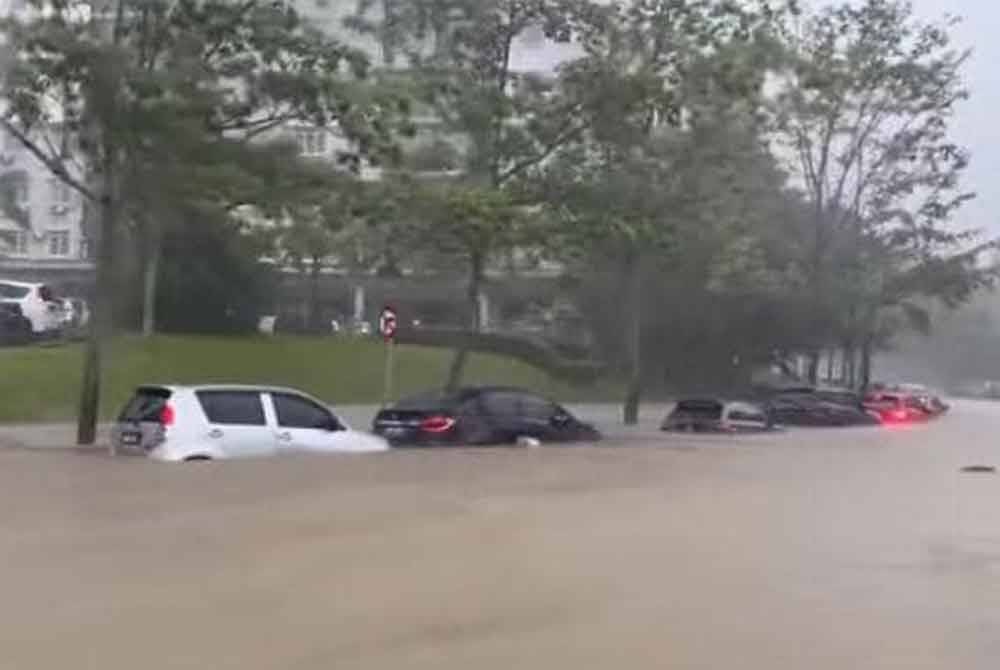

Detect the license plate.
[{"left": 120, "top": 431, "right": 141, "bottom": 446}]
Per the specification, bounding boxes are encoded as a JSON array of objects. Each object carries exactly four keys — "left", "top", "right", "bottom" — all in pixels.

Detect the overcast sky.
[
  {"left": 915, "top": 0, "right": 1000, "bottom": 235},
  {"left": 521, "top": 0, "right": 998, "bottom": 235}
]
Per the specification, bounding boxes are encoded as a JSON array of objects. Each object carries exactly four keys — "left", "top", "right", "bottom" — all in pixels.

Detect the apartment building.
[
  {"left": 0, "top": 0, "right": 93, "bottom": 283},
  {"left": 0, "top": 127, "right": 93, "bottom": 275}
]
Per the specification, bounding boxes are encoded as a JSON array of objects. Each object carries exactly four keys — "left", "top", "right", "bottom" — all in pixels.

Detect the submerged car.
[
  {"left": 885, "top": 383, "right": 949, "bottom": 416},
  {"left": 774, "top": 385, "right": 864, "bottom": 408},
  {"left": 111, "top": 384, "right": 388, "bottom": 461},
  {"left": 662, "top": 399, "right": 775, "bottom": 433},
  {"left": 766, "top": 394, "right": 881, "bottom": 427},
  {"left": 862, "top": 392, "right": 931, "bottom": 424},
  {"left": 372, "top": 386, "right": 601, "bottom": 446}
]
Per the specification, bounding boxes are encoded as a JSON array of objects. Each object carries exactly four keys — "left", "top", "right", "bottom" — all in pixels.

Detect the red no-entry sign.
[{"left": 379, "top": 306, "right": 397, "bottom": 341}]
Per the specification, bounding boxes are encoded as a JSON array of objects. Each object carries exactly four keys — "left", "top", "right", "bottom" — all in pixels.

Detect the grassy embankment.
[{"left": 0, "top": 335, "right": 613, "bottom": 423}]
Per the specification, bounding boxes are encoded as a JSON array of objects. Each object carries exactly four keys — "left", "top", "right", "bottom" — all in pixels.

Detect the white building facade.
[{"left": 0, "top": 127, "right": 92, "bottom": 273}]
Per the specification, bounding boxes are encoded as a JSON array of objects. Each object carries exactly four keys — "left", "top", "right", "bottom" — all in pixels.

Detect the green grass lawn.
[{"left": 0, "top": 335, "right": 614, "bottom": 423}]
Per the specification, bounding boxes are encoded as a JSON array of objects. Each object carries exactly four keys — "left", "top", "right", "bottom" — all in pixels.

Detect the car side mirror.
[{"left": 551, "top": 412, "right": 571, "bottom": 426}]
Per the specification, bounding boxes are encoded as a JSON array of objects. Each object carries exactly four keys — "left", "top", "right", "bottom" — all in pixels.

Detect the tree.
[
  {"left": 408, "top": 179, "right": 528, "bottom": 387},
  {"left": 349, "top": 0, "right": 594, "bottom": 385},
  {"left": 772, "top": 0, "right": 991, "bottom": 384},
  {"left": 1, "top": 0, "right": 407, "bottom": 444},
  {"left": 539, "top": 0, "right": 787, "bottom": 423}
]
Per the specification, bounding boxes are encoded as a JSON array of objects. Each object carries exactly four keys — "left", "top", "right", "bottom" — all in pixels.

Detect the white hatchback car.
[{"left": 110, "top": 385, "right": 389, "bottom": 461}]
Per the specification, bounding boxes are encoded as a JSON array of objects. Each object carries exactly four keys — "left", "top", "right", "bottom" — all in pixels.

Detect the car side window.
[
  {"left": 273, "top": 393, "right": 337, "bottom": 430},
  {"left": 520, "top": 394, "right": 558, "bottom": 419},
  {"left": 728, "top": 406, "right": 765, "bottom": 422},
  {"left": 196, "top": 391, "right": 266, "bottom": 426},
  {"left": 482, "top": 392, "right": 521, "bottom": 416}
]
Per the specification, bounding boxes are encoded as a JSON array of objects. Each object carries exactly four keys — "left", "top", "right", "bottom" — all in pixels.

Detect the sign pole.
[
  {"left": 379, "top": 305, "right": 398, "bottom": 408},
  {"left": 382, "top": 337, "right": 395, "bottom": 408}
]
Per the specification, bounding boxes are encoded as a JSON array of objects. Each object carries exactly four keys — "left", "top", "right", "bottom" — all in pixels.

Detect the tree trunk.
[
  {"left": 843, "top": 344, "right": 856, "bottom": 389},
  {"left": 860, "top": 336, "right": 873, "bottom": 390},
  {"left": 140, "top": 219, "right": 161, "bottom": 338},
  {"left": 623, "top": 253, "right": 642, "bottom": 425},
  {"left": 446, "top": 252, "right": 482, "bottom": 390},
  {"left": 77, "top": 193, "right": 116, "bottom": 446},
  {"left": 308, "top": 255, "right": 322, "bottom": 333},
  {"left": 806, "top": 350, "right": 820, "bottom": 385}
]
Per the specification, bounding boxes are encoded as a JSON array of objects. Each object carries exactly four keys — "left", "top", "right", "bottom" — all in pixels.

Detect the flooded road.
[{"left": 1, "top": 400, "right": 999, "bottom": 669}]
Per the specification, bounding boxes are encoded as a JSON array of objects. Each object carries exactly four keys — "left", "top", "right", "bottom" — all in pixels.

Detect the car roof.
[
  {"left": 136, "top": 384, "right": 321, "bottom": 396},
  {"left": 676, "top": 396, "right": 758, "bottom": 407},
  {"left": 0, "top": 279, "right": 40, "bottom": 288},
  {"left": 403, "top": 385, "right": 543, "bottom": 399}
]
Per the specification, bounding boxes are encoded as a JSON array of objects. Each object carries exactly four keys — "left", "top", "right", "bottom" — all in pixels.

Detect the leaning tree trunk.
[
  {"left": 140, "top": 217, "right": 162, "bottom": 338},
  {"left": 622, "top": 252, "right": 643, "bottom": 426},
  {"left": 446, "top": 251, "right": 483, "bottom": 390}
]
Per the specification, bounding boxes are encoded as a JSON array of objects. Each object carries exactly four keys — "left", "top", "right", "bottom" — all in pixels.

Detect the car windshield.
[{"left": 0, "top": 283, "right": 30, "bottom": 299}]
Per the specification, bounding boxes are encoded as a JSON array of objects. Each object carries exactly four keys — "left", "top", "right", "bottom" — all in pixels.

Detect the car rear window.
[
  {"left": 392, "top": 390, "right": 460, "bottom": 411},
  {"left": 118, "top": 387, "right": 172, "bottom": 422},
  {"left": 0, "top": 283, "right": 30, "bottom": 299},
  {"left": 196, "top": 391, "right": 266, "bottom": 426}
]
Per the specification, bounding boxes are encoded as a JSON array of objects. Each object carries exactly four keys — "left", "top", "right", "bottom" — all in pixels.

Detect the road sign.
[{"left": 379, "top": 306, "right": 397, "bottom": 341}]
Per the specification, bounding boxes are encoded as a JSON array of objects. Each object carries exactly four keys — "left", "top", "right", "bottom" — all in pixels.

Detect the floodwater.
[{"left": 1, "top": 401, "right": 999, "bottom": 669}]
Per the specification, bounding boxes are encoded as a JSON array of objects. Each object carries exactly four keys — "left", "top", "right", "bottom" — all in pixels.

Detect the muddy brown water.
[{"left": 1, "top": 401, "right": 999, "bottom": 669}]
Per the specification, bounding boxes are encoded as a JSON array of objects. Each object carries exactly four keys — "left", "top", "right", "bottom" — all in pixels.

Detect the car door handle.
[
  {"left": 277, "top": 432, "right": 292, "bottom": 442},
  {"left": 209, "top": 429, "right": 224, "bottom": 439}
]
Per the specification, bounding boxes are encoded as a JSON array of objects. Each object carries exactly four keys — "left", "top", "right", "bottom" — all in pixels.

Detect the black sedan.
[
  {"left": 373, "top": 386, "right": 602, "bottom": 446},
  {"left": 767, "top": 394, "right": 881, "bottom": 427}
]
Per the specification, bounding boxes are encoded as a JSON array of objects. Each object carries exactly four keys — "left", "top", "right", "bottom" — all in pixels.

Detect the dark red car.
[{"left": 862, "top": 392, "right": 931, "bottom": 424}]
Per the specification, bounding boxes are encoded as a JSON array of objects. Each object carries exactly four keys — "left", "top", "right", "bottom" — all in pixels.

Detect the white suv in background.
[
  {"left": 0, "top": 279, "right": 63, "bottom": 335},
  {"left": 110, "top": 384, "right": 389, "bottom": 461}
]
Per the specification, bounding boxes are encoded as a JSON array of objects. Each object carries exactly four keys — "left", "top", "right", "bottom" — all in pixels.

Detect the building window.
[
  {"left": 7, "top": 172, "right": 29, "bottom": 204},
  {"left": 48, "top": 230, "right": 70, "bottom": 256},
  {"left": 50, "top": 179, "right": 72, "bottom": 205},
  {"left": 2, "top": 230, "right": 28, "bottom": 255},
  {"left": 297, "top": 129, "right": 327, "bottom": 157},
  {"left": 79, "top": 237, "right": 91, "bottom": 259}
]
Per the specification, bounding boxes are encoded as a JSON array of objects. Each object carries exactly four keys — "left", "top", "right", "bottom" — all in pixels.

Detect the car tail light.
[
  {"left": 890, "top": 408, "right": 908, "bottom": 421},
  {"left": 420, "top": 415, "right": 455, "bottom": 433},
  {"left": 159, "top": 404, "right": 175, "bottom": 427}
]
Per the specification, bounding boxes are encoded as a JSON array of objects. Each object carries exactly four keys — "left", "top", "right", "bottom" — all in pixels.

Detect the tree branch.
[
  {"left": 1, "top": 119, "right": 96, "bottom": 202},
  {"left": 202, "top": 0, "right": 260, "bottom": 63},
  {"left": 212, "top": 110, "right": 301, "bottom": 140},
  {"left": 498, "top": 113, "right": 587, "bottom": 184}
]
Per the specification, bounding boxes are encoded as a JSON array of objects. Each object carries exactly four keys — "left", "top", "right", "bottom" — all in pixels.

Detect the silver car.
[{"left": 110, "top": 384, "right": 389, "bottom": 462}]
